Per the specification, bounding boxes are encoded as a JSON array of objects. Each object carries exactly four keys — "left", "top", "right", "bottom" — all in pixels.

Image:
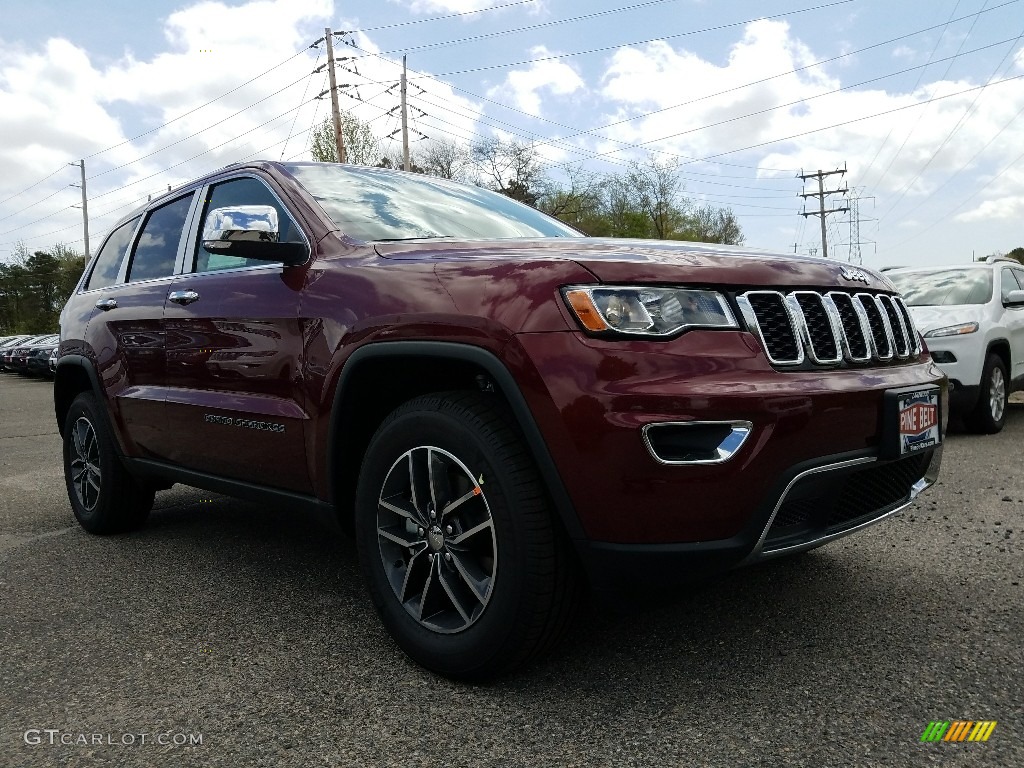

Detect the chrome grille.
[{"left": 739, "top": 290, "right": 921, "bottom": 367}]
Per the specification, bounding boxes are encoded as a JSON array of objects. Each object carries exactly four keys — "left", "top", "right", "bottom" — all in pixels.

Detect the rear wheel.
[
  {"left": 355, "top": 391, "right": 580, "bottom": 681},
  {"left": 63, "top": 393, "right": 154, "bottom": 534},
  {"left": 966, "top": 353, "right": 1007, "bottom": 434}
]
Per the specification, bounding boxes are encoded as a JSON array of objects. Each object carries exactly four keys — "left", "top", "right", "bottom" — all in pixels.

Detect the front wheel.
[
  {"left": 354, "top": 392, "right": 580, "bottom": 681},
  {"left": 63, "top": 393, "right": 154, "bottom": 534},
  {"left": 966, "top": 353, "right": 1008, "bottom": 434}
]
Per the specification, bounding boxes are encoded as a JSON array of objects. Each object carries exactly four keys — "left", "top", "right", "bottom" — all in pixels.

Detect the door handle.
[
  {"left": 95, "top": 299, "right": 117, "bottom": 311},
  {"left": 168, "top": 290, "right": 200, "bottom": 306}
]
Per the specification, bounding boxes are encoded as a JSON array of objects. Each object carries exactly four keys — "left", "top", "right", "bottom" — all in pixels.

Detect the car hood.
[
  {"left": 374, "top": 237, "right": 893, "bottom": 291},
  {"left": 906, "top": 304, "right": 987, "bottom": 334}
]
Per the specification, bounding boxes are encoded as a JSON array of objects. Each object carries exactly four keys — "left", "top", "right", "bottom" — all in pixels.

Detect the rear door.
[
  {"left": 84, "top": 191, "right": 199, "bottom": 459},
  {"left": 162, "top": 174, "right": 312, "bottom": 493}
]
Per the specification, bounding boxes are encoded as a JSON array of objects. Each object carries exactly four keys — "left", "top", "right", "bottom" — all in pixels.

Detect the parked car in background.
[
  {"left": 4, "top": 334, "right": 59, "bottom": 374},
  {"left": 48, "top": 346, "right": 58, "bottom": 377},
  {"left": 26, "top": 340, "right": 59, "bottom": 378},
  {"left": 55, "top": 161, "right": 945, "bottom": 680},
  {"left": 887, "top": 257, "right": 1024, "bottom": 433},
  {"left": 0, "top": 335, "right": 31, "bottom": 362},
  {"left": 2, "top": 335, "right": 47, "bottom": 371}
]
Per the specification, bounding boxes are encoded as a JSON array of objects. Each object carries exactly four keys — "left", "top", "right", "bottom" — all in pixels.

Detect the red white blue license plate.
[{"left": 897, "top": 389, "right": 941, "bottom": 454}]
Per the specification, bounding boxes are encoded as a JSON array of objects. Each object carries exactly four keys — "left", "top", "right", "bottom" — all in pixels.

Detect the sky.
[{"left": 0, "top": 0, "right": 1022, "bottom": 269}]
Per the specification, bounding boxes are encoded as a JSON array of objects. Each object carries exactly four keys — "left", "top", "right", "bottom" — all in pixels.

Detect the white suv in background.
[{"left": 887, "top": 258, "right": 1024, "bottom": 434}]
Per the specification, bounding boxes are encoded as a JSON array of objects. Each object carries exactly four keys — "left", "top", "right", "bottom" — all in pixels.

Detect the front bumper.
[{"left": 509, "top": 329, "right": 946, "bottom": 582}]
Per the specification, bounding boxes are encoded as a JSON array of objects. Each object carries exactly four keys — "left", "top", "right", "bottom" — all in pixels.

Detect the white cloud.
[
  {"left": 0, "top": 0, "right": 489, "bottom": 255},
  {"left": 486, "top": 46, "right": 584, "bottom": 116}
]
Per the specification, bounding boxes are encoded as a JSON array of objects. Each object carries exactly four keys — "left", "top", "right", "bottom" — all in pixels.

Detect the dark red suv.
[{"left": 55, "top": 162, "right": 945, "bottom": 679}]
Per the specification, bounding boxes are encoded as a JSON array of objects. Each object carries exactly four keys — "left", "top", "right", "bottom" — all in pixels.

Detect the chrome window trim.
[{"left": 641, "top": 420, "right": 753, "bottom": 466}]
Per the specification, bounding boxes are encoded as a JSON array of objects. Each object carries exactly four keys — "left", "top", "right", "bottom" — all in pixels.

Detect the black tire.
[
  {"left": 966, "top": 353, "right": 1008, "bottom": 434},
  {"left": 63, "top": 392, "right": 154, "bottom": 534},
  {"left": 355, "top": 391, "right": 580, "bottom": 681}
]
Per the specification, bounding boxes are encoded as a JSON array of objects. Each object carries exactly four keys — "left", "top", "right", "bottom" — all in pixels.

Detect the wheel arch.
[
  {"left": 986, "top": 338, "right": 1011, "bottom": 379},
  {"left": 326, "top": 341, "right": 584, "bottom": 540},
  {"left": 53, "top": 355, "right": 104, "bottom": 438}
]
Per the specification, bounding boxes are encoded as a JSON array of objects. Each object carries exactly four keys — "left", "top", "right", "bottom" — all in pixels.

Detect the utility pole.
[
  {"left": 324, "top": 27, "right": 346, "bottom": 163},
  {"left": 400, "top": 56, "right": 411, "bottom": 171},
  {"left": 386, "top": 60, "right": 427, "bottom": 165},
  {"left": 70, "top": 160, "right": 90, "bottom": 259},
  {"left": 798, "top": 166, "right": 848, "bottom": 260}
]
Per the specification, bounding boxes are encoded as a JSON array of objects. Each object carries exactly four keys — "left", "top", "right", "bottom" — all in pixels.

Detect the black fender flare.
[{"left": 326, "top": 340, "right": 586, "bottom": 541}]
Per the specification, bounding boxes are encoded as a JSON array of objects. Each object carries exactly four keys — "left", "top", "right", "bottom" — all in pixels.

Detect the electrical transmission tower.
[
  {"left": 798, "top": 166, "right": 848, "bottom": 260},
  {"left": 846, "top": 187, "right": 876, "bottom": 265}
]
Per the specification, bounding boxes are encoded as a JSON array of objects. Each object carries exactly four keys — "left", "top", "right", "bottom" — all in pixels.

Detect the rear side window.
[
  {"left": 127, "top": 195, "right": 194, "bottom": 282},
  {"left": 85, "top": 217, "right": 139, "bottom": 291}
]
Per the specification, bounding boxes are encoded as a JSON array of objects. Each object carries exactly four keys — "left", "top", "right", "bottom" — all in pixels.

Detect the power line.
[
  {"left": 419, "top": 0, "right": 856, "bottom": 78},
  {"left": 351, "top": 3, "right": 1019, "bottom": 176},
  {"left": 83, "top": 47, "right": 314, "bottom": 162},
  {"left": 351, "top": 0, "right": 537, "bottom": 33},
  {"left": 865, "top": 0, "right": 993, "bottom": 195},
  {"left": 876, "top": 25, "right": 1024, "bottom": 222},
  {"left": 377, "top": 0, "right": 688, "bottom": 56},
  {"left": 0, "top": 165, "right": 70, "bottom": 207}
]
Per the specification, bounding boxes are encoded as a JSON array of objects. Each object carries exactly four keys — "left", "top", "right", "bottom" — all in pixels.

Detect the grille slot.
[
  {"left": 854, "top": 293, "right": 893, "bottom": 360},
  {"left": 793, "top": 292, "right": 840, "bottom": 363},
  {"left": 740, "top": 289, "right": 920, "bottom": 369},
  {"left": 827, "top": 292, "right": 871, "bottom": 361},
  {"left": 742, "top": 292, "right": 801, "bottom": 364},
  {"left": 878, "top": 294, "right": 910, "bottom": 357}
]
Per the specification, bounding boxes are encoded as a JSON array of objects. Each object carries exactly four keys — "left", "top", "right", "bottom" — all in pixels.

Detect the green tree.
[
  {"left": 1005, "top": 247, "right": 1024, "bottom": 264},
  {"left": 309, "top": 113, "right": 381, "bottom": 165},
  {"left": 0, "top": 240, "right": 85, "bottom": 333}
]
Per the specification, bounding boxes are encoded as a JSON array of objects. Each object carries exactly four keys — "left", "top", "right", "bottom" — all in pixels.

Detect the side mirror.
[
  {"left": 1004, "top": 289, "right": 1024, "bottom": 307},
  {"left": 201, "top": 205, "right": 307, "bottom": 265}
]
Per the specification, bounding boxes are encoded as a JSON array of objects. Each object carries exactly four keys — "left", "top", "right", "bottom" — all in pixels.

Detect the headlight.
[
  {"left": 563, "top": 285, "right": 738, "bottom": 337},
  {"left": 924, "top": 322, "right": 978, "bottom": 338}
]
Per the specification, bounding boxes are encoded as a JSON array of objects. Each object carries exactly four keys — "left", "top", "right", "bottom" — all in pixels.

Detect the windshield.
[
  {"left": 887, "top": 269, "right": 993, "bottom": 306},
  {"left": 283, "top": 163, "right": 583, "bottom": 242}
]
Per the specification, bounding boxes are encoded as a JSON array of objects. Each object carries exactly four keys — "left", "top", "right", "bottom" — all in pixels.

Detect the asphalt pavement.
[{"left": 1, "top": 373, "right": 1021, "bottom": 767}]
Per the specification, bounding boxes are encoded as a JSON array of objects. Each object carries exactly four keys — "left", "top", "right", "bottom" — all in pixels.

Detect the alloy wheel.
[
  {"left": 376, "top": 446, "right": 497, "bottom": 634},
  {"left": 990, "top": 366, "right": 1006, "bottom": 422},
  {"left": 70, "top": 416, "right": 101, "bottom": 511}
]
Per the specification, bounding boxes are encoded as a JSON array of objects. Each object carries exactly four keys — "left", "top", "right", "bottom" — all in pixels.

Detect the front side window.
[
  {"left": 1001, "top": 268, "right": 1022, "bottom": 302},
  {"left": 888, "top": 269, "right": 993, "bottom": 306},
  {"left": 85, "top": 217, "right": 140, "bottom": 291},
  {"left": 127, "top": 195, "right": 193, "bottom": 282},
  {"left": 193, "top": 177, "right": 303, "bottom": 273}
]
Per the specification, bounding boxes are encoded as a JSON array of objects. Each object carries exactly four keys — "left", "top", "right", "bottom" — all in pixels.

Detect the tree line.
[
  {"left": 310, "top": 115, "right": 744, "bottom": 244},
  {"left": 0, "top": 243, "right": 85, "bottom": 334}
]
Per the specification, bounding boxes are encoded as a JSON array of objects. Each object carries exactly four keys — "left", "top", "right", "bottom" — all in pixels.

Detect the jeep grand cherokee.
[{"left": 55, "top": 161, "right": 945, "bottom": 679}]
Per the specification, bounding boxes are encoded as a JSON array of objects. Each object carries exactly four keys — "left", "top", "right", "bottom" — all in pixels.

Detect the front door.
[{"left": 163, "top": 175, "right": 311, "bottom": 493}]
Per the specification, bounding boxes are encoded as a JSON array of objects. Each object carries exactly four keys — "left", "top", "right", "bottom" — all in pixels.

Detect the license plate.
[{"left": 895, "top": 389, "right": 941, "bottom": 455}]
